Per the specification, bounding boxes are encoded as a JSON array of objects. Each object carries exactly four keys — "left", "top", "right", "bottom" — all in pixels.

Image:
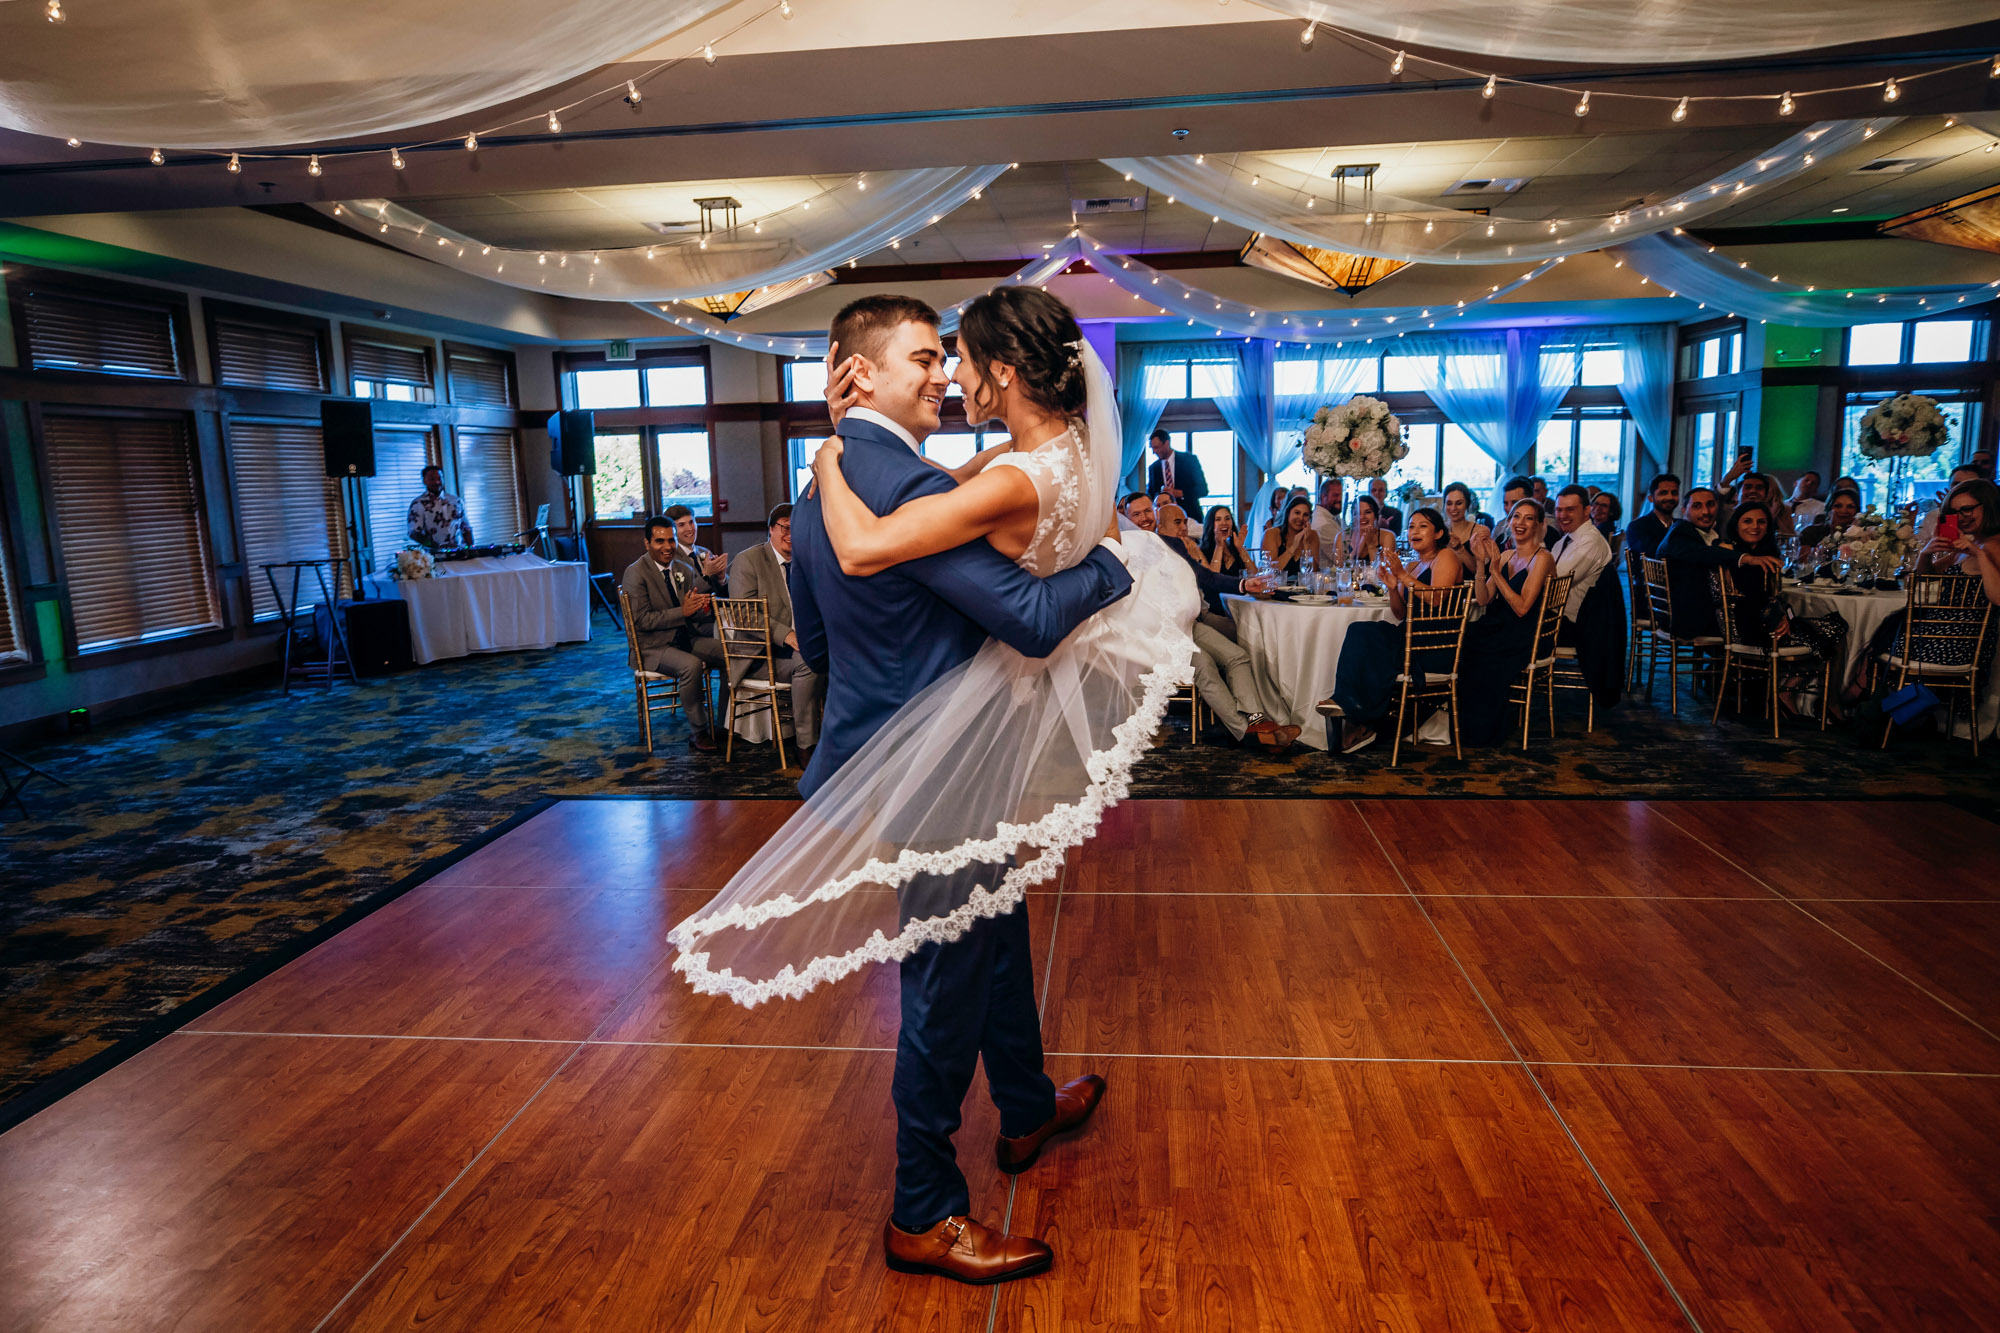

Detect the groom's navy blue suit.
[{"left": 789, "top": 413, "right": 1133, "bottom": 1229}]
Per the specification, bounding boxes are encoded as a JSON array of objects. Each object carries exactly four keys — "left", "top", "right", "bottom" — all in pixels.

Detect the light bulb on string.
[
  {"left": 464, "top": 131, "right": 479, "bottom": 151},
  {"left": 307, "top": 153, "right": 322, "bottom": 176},
  {"left": 1778, "top": 91, "right": 1795, "bottom": 116},
  {"left": 624, "top": 80, "right": 643, "bottom": 108},
  {"left": 1423, "top": 219, "right": 1433, "bottom": 233},
  {"left": 780, "top": 0, "right": 792, "bottom": 15},
  {"left": 1672, "top": 96, "right": 1689, "bottom": 123},
  {"left": 1299, "top": 20, "right": 1315, "bottom": 48},
  {"left": 1482, "top": 74, "right": 1497, "bottom": 99},
  {"left": 856, "top": 175, "right": 866, "bottom": 191},
  {"left": 227, "top": 152, "right": 240, "bottom": 173},
  {"left": 149, "top": 147, "right": 163, "bottom": 165},
  {"left": 1390, "top": 50, "right": 1405, "bottom": 75},
  {"left": 1882, "top": 78, "right": 1900, "bottom": 102},
  {"left": 390, "top": 148, "right": 405, "bottom": 170},
  {"left": 66, "top": 137, "right": 81, "bottom": 147},
  {"left": 1574, "top": 90, "right": 1591, "bottom": 118},
  {"left": 703, "top": 43, "right": 716, "bottom": 64},
  {"left": 44, "top": 0, "right": 63, "bottom": 22},
  {"left": 547, "top": 110, "right": 562, "bottom": 133}
]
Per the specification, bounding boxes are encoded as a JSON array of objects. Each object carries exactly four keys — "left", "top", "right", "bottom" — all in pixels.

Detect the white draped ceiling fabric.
[
  {"left": 1245, "top": 0, "right": 1995, "bottom": 63},
  {"left": 1614, "top": 232, "right": 2000, "bottom": 326},
  {"left": 0, "top": 0, "right": 736, "bottom": 149},
  {"left": 319, "top": 167, "right": 1009, "bottom": 302},
  {"left": 1105, "top": 121, "right": 1889, "bottom": 267}
]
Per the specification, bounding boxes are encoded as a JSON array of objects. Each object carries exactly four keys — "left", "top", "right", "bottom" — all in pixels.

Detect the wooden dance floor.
[{"left": 4, "top": 798, "right": 1998, "bottom": 1331}]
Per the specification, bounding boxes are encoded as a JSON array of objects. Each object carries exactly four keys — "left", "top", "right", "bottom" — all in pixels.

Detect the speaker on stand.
[
  {"left": 547, "top": 410, "right": 616, "bottom": 619},
  {"left": 322, "top": 399, "right": 376, "bottom": 598}
]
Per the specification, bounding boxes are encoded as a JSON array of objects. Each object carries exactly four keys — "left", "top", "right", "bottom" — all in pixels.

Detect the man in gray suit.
[
  {"left": 728, "top": 503, "right": 821, "bottom": 752},
  {"left": 622, "top": 512, "right": 727, "bottom": 752}
]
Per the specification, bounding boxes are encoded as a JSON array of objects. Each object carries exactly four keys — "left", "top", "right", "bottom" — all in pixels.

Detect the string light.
[
  {"left": 1574, "top": 90, "right": 1591, "bottom": 117},
  {"left": 66, "top": 137, "right": 80, "bottom": 147},
  {"left": 1882, "top": 77, "right": 1900, "bottom": 102},
  {"left": 624, "top": 80, "right": 643, "bottom": 108},
  {"left": 703, "top": 43, "right": 716, "bottom": 64},
  {"left": 390, "top": 147, "right": 405, "bottom": 170},
  {"left": 1778, "top": 91, "right": 1795, "bottom": 116},
  {"left": 1390, "top": 50, "right": 1405, "bottom": 75},
  {"left": 149, "top": 147, "right": 163, "bottom": 165},
  {"left": 547, "top": 110, "right": 562, "bottom": 133},
  {"left": 44, "top": 0, "right": 63, "bottom": 22},
  {"left": 464, "top": 131, "right": 478, "bottom": 151},
  {"left": 227, "top": 151, "right": 240, "bottom": 173},
  {"left": 1672, "top": 96, "right": 1689, "bottom": 122},
  {"left": 780, "top": 0, "right": 792, "bottom": 14},
  {"left": 1300, "top": 20, "right": 1315, "bottom": 48},
  {"left": 1482, "top": 74, "right": 1497, "bottom": 99}
]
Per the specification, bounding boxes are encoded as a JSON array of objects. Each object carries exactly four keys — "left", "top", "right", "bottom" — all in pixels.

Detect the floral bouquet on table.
[
  {"left": 1833, "top": 510, "right": 1916, "bottom": 574},
  {"left": 1395, "top": 479, "right": 1427, "bottom": 511},
  {"left": 1856, "top": 393, "right": 1950, "bottom": 460},
  {"left": 389, "top": 545, "right": 438, "bottom": 580},
  {"left": 1301, "top": 395, "right": 1407, "bottom": 479}
]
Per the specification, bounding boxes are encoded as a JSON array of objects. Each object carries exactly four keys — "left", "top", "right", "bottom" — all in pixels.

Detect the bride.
[{"left": 669, "top": 287, "right": 1198, "bottom": 1007}]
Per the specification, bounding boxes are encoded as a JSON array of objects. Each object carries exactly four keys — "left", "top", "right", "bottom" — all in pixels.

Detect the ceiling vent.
[
  {"left": 643, "top": 219, "right": 704, "bottom": 234},
  {"left": 1442, "top": 177, "right": 1529, "bottom": 197},
  {"left": 1853, "top": 157, "right": 1946, "bottom": 176},
  {"left": 1073, "top": 195, "right": 1147, "bottom": 214}
]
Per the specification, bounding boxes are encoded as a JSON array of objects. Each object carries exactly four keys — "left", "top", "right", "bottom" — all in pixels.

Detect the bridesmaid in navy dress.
[
  {"left": 1459, "top": 499, "right": 1556, "bottom": 746},
  {"left": 1327, "top": 508, "right": 1464, "bottom": 754}
]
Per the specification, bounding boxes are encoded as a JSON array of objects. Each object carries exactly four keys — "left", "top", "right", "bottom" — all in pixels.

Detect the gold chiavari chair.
[
  {"left": 1709, "top": 568, "right": 1828, "bottom": 739},
  {"left": 1388, "top": 582, "right": 1476, "bottom": 767},
  {"left": 1640, "top": 554, "right": 1722, "bottom": 717},
  {"left": 1877, "top": 573, "right": 1996, "bottom": 757},
  {"left": 1173, "top": 679, "right": 1211, "bottom": 741},
  {"left": 1507, "top": 573, "right": 1572, "bottom": 749},
  {"left": 1622, "top": 546, "right": 1655, "bottom": 694},
  {"left": 618, "top": 585, "right": 684, "bottom": 754},
  {"left": 712, "top": 597, "right": 793, "bottom": 769}
]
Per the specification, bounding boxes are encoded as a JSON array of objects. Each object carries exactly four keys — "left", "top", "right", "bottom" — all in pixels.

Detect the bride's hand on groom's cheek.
[{"left": 823, "top": 347, "right": 861, "bottom": 424}]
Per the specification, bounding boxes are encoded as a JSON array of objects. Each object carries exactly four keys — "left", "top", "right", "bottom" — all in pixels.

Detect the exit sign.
[{"left": 606, "top": 340, "right": 635, "bottom": 361}]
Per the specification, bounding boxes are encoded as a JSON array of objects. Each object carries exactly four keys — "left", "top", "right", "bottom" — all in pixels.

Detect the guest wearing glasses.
[
  {"left": 1323, "top": 508, "right": 1464, "bottom": 754},
  {"left": 1201, "top": 505, "right": 1254, "bottom": 580},
  {"left": 1458, "top": 500, "right": 1556, "bottom": 745},
  {"left": 1550, "top": 485, "right": 1613, "bottom": 630},
  {"left": 1917, "top": 465, "right": 1984, "bottom": 548},
  {"left": 1916, "top": 479, "right": 2000, "bottom": 607},
  {"left": 1262, "top": 494, "right": 1322, "bottom": 579},
  {"left": 1441, "top": 482, "right": 1490, "bottom": 552},
  {"left": 1590, "top": 491, "right": 1623, "bottom": 542}
]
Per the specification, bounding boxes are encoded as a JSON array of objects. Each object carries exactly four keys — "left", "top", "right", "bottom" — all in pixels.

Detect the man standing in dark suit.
[
  {"left": 1624, "top": 472, "right": 1680, "bottom": 559},
  {"left": 794, "top": 295, "right": 1132, "bottom": 1285},
  {"left": 621, "top": 515, "right": 727, "bottom": 751},
  {"left": 1658, "top": 486, "right": 1781, "bottom": 639},
  {"left": 1145, "top": 428, "right": 1208, "bottom": 510},
  {"left": 728, "top": 502, "right": 820, "bottom": 752}
]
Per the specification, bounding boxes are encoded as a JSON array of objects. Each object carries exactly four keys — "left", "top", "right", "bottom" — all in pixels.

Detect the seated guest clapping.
[
  {"left": 1262, "top": 494, "right": 1322, "bottom": 579},
  {"left": 1458, "top": 502, "right": 1556, "bottom": 746},
  {"left": 622, "top": 514, "right": 728, "bottom": 752},
  {"left": 1441, "top": 482, "right": 1490, "bottom": 552},
  {"left": 1324, "top": 507, "right": 1464, "bottom": 754},
  {"left": 1338, "top": 495, "right": 1396, "bottom": 565},
  {"left": 1201, "top": 505, "right": 1254, "bottom": 580}
]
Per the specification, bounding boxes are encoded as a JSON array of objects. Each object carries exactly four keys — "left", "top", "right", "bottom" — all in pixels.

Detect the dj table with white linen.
[
  {"left": 1223, "top": 593, "right": 1397, "bottom": 751},
  {"left": 361, "top": 552, "right": 591, "bottom": 665}
]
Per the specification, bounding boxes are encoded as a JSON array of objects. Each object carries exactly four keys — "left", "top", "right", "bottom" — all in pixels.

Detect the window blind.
[
  {"left": 447, "top": 351, "right": 513, "bottom": 406},
  {"left": 0, "top": 510, "right": 25, "bottom": 664},
  {"left": 455, "top": 428, "right": 522, "bottom": 545},
  {"left": 21, "top": 287, "right": 184, "bottom": 380},
  {"left": 364, "top": 428, "right": 438, "bottom": 568},
  {"left": 347, "top": 339, "right": 432, "bottom": 388},
  {"left": 43, "top": 415, "right": 219, "bottom": 651},
  {"left": 213, "top": 318, "right": 327, "bottom": 393},
  {"left": 230, "top": 421, "right": 349, "bottom": 618}
]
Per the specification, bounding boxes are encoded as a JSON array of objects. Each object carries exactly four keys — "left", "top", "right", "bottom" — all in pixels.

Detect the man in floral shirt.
[{"left": 407, "top": 465, "right": 473, "bottom": 549}]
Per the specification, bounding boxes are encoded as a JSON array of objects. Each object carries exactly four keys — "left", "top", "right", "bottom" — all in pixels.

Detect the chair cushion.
[
  {"left": 1879, "top": 653, "right": 1976, "bottom": 676},
  {"left": 1398, "top": 672, "right": 1458, "bottom": 684},
  {"left": 635, "top": 669, "right": 670, "bottom": 682},
  {"left": 1553, "top": 647, "right": 1579, "bottom": 659},
  {"left": 1527, "top": 655, "right": 1556, "bottom": 670},
  {"left": 1729, "top": 643, "right": 1814, "bottom": 659}
]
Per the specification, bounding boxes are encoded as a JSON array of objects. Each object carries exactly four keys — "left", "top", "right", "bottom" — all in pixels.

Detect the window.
[
  {"left": 1439, "top": 426, "right": 1503, "bottom": 507},
  {"left": 43, "top": 414, "right": 219, "bottom": 650},
  {"left": 348, "top": 337, "right": 435, "bottom": 402},
  {"left": 1839, "top": 391, "right": 1976, "bottom": 511},
  {"left": 1382, "top": 422, "right": 1441, "bottom": 497},
  {"left": 1534, "top": 411, "right": 1628, "bottom": 493},
  {"left": 567, "top": 357, "right": 708, "bottom": 411},
  {"left": 0, "top": 508, "right": 25, "bottom": 664},
  {"left": 656, "top": 430, "right": 713, "bottom": 518},
  {"left": 1151, "top": 430, "right": 1234, "bottom": 512},
  {"left": 591, "top": 433, "right": 646, "bottom": 519},
  {"left": 784, "top": 359, "right": 829, "bottom": 402},
  {"left": 1681, "top": 398, "right": 1740, "bottom": 491},
  {"left": 923, "top": 433, "right": 980, "bottom": 471},
  {"left": 446, "top": 349, "right": 514, "bottom": 406},
  {"left": 1145, "top": 356, "right": 1237, "bottom": 401},
  {"left": 787, "top": 435, "right": 824, "bottom": 500},
  {"left": 17, "top": 284, "right": 185, "bottom": 380},
  {"left": 573, "top": 369, "right": 641, "bottom": 409},
  {"left": 1381, "top": 353, "right": 1436, "bottom": 392},
  {"left": 1680, "top": 325, "right": 1743, "bottom": 380},
  {"left": 1844, "top": 319, "right": 1982, "bottom": 367},
  {"left": 454, "top": 428, "right": 522, "bottom": 544},
  {"left": 229, "top": 421, "right": 348, "bottom": 619},
  {"left": 1542, "top": 342, "right": 1624, "bottom": 387},
  {"left": 211, "top": 315, "right": 327, "bottom": 392},
  {"left": 364, "top": 428, "right": 439, "bottom": 566},
  {"left": 646, "top": 364, "right": 708, "bottom": 406}
]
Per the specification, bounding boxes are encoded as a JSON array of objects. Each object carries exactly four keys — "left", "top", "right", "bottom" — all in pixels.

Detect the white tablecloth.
[
  {"left": 361, "top": 553, "right": 591, "bottom": 665},
  {"left": 1223, "top": 594, "right": 1397, "bottom": 751},
  {"left": 1782, "top": 581, "right": 1999, "bottom": 737}
]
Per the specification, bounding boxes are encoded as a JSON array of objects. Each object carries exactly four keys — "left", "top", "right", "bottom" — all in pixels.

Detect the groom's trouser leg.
[{"left": 891, "top": 865, "right": 1054, "bottom": 1231}]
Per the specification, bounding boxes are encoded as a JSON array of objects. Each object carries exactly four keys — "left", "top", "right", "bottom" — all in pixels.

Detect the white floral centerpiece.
[
  {"left": 389, "top": 545, "right": 437, "bottom": 580},
  {"left": 1856, "top": 393, "right": 1950, "bottom": 460},
  {"left": 1833, "top": 511, "right": 1916, "bottom": 570},
  {"left": 1301, "top": 395, "right": 1408, "bottom": 479},
  {"left": 1394, "top": 479, "right": 1427, "bottom": 511}
]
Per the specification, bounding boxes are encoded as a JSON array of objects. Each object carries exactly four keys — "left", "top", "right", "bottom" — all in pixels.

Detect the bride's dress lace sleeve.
[{"left": 985, "top": 427, "right": 1088, "bottom": 577}]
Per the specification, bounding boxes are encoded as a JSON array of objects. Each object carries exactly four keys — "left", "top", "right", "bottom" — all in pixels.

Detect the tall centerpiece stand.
[
  {"left": 1850, "top": 393, "right": 1947, "bottom": 583},
  {"left": 1300, "top": 395, "right": 1408, "bottom": 591}
]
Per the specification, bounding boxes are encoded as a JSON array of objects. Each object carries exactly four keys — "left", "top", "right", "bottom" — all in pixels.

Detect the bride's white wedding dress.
[{"left": 669, "top": 349, "right": 1198, "bottom": 1007}]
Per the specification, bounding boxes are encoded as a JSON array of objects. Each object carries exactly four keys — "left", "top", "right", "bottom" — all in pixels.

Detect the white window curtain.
[
  {"left": 1211, "top": 340, "right": 1272, "bottom": 510},
  {"left": 1511, "top": 331, "right": 1587, "bottom": 472},
  {"left": 1614, "top": 325, "right": 1675, "bottom": 475},
  {"left": 1615, "top": 231, "right": 2000, "bottom": 325},
  {"left": 1241, "top": 1, "right": 1992, "bottom": 65},
  {"left": 1414, "top": 334, "right": 1511, "bottom": 478},
  {"left": 1115, "top": 343, "right": 1200, "bottom": 487}
]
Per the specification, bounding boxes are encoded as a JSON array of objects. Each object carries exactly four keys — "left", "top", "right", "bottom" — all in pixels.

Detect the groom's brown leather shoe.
[
  {"left": 882, "top": 1215, "right": 1052, "bottom": 1284},
  {"left": 996, "top": 1073, "right": 1106, "bottom": 1174}
]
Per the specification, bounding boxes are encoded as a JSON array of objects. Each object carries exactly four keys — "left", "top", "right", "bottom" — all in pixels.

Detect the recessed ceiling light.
[{"left": 1831, "top": 206, "right": 1850, "bottom": 213}]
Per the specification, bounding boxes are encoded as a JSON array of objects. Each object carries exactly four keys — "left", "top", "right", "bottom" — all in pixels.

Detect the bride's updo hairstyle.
[{"left": 955, "top": 286, "right": 1088, "bottom": 423}]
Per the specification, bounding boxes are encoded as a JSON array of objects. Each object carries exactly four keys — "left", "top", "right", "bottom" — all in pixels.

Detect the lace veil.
[{"left": 669, "top": 344, "right": 1196, "bottom": 1006}]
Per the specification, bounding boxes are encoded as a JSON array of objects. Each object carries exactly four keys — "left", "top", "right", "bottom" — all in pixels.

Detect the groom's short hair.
[{"left": 830, "top": 295, "right": 939, "bottom": 370}]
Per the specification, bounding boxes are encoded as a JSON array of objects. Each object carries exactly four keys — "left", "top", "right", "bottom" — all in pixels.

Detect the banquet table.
[
  {"left": 1781, "top": 581, "right": 1999, "bottom": 737},
  {"left": 360, "top": 552, "right": 591, "bottom": 665},
  {"left": 1222, "top": 593, "right": 1398, "bottom": 751}
]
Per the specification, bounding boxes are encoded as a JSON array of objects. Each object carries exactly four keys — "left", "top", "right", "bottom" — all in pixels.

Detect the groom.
[{"left": 789, "top": 294, "right": 1130, "bottom": 1283}]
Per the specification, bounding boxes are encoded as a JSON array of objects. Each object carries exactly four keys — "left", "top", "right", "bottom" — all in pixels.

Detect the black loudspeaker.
[
  {"left": 335, "top": 598, "right": 414, "bottom": 676},
  {"left": 548, "top": 410, "right": 596, "bottom": 476},
  {"left": 321, "top": 400, "right": 376, "bottom": 477}
]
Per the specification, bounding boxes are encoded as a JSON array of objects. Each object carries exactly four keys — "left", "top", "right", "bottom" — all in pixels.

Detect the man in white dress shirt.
[
  {"left": 728, "top": 502, "right": 821, "bottom": 752},
  {"left": 1550, "top": 484, "right": 1612, "bottom": 628},
  {"left": 1310, "top": 477, "right": 1344, "bottom": 550}
]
